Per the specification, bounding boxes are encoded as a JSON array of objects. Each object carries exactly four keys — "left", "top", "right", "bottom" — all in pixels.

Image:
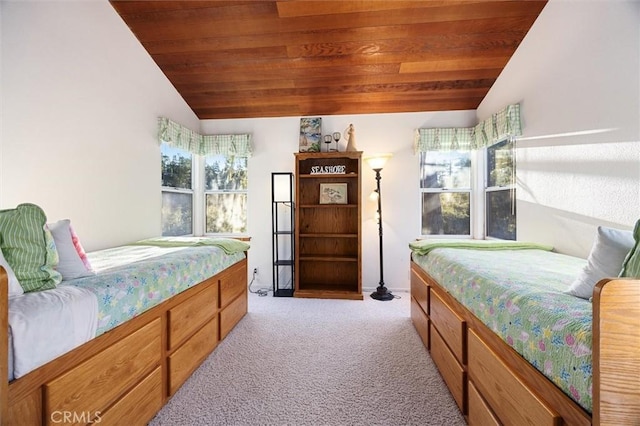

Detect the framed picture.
[
  {"left": 299, "top": 117, "right": 321, "bottom": 152},
  {"left": 319, "top": 183, "right": 348, "bottom": 204}
]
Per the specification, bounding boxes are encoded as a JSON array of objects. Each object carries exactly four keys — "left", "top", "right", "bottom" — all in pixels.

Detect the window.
[
  {"left": 160, "top": 143, "right": 249, "bottom": 236},
  {"left": 204, "top": 154, "right": 248, "bottom": 234},
  {"left": 485, "top": 139, "right": 516, "bottom": 240},
  {"left": 419, "top": 140, "right": 517, "bottom": 240},
  {"left": 161, "top": 143, "right": 193, "bottom": 236},
  {"left": 419, "top": 151, "right": 472, "bottom": 236}
]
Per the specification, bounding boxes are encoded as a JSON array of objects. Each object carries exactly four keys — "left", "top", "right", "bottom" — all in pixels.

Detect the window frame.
[
  {"left": 161, "top": 143, "right": 195, "bottom": 237},
  {"left": 160, "top": 145, "right": 249, "bottom": 237},
  {"left": 418, "top": 140, "right": 516, "bottom": 240},
  {"left": 484, "top": 138, "right": 516, "bottom": 240},
  {"left": 203, "top": 153, "right": 248, "bottom": 236},
  {"left": 419, "top": 150, "right": 475, "bottom": 239}
]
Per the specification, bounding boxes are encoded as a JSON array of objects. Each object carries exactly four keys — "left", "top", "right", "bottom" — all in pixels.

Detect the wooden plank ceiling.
[{"left": 110, "top": 1, "right": 547, "bottom": 119}]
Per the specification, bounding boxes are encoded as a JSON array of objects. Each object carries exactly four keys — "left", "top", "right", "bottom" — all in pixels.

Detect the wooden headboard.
[{"left": 593, "top": 278, "right": 640, "bottom": 425}]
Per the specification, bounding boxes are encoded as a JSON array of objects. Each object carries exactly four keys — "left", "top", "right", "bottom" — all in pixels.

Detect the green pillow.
[
  {"left": 0, "top": 203, "right": 62, "bottom": 292},
  {"left": 620, "top": 219, "right": 640, "bottom": 278}
]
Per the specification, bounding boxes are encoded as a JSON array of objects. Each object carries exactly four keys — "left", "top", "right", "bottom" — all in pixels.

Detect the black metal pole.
[
  {"left": 376, "top": 170, "right": 384, "bottom": 286},
  {"left": 370, "top": 168, "right": 393, "bottom": 301}
]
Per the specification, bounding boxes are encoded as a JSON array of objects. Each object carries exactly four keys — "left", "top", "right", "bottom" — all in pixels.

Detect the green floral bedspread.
[
  {"left": 66, "top": 244, "right": 246, "bottom": 336},
  {"left": 412, "top": 248, "right": 593, "bottom": 412}
]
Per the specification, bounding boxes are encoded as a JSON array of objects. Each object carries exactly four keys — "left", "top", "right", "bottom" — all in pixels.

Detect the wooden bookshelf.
[{"left": 294, "top": 151, "right": 362, "bottom": 300}]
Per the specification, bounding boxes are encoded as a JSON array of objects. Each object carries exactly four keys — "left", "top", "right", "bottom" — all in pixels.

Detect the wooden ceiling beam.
[
  {"left": 400, "top": 56, "right": 510, "bottom": 73},
  {"left": 110, "top": 1, "right": 259, "bottom": 15},
  {"left": 183, "top": 81, "right": 495, "bottom": 104},
  {"left": 114, "top": 1, "right": 544, "bottom": 42},
  {"left": 194, "top": 97, "right": 484, "bottom": 120},
  {"left": 111, "top": 1, "right": 277, "bottom": 24},
  {"left": 285, "top": 32, "right": 525, "bottom": 59},
  {"left": 184, "top": 88, "right": 491, "bottom": 110},
  {"left": 174, "top": 70, "right": 499, "bottom": 94},
  {"left": 291, "top": 69, "right": 501, "bottom": 89},
  {"left": 176, "top": 79, "right": 298, "bottom": 94},
  {"left": 140, "top": 15, "right": 535, "bottom": 55},
  {"left": 275, "top": 1, "right": 487, "bottom": 18},
  {"left": 157, "top": 50, "right": 514, "bottom": 74},
  {"left": 141, "top": 25, "right": 409, "bottom": 55},
  {"left": 166, "top": 65, "right": 501, "bottom": 87},
  {"left": 166, "top": 63, "right": 402, "bottom": 81},
  {"left": 407, "top": 14, "right": 540, "bottom": 37},
  {"left": 151, "top": 46, "right": 289, "bottom": 66}
]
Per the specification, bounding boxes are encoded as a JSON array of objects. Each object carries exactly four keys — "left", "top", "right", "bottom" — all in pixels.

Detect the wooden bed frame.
[
  {"left": 410, "top": 260, "right": 640, "bottom": 426},
  {"left": 0, "top": 256, "right": 248, "bottom": 425}
]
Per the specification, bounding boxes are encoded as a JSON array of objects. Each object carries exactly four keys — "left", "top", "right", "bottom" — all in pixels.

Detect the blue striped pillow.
[{"left": 0, "top": 203, "right": 62, "bottom": 292}]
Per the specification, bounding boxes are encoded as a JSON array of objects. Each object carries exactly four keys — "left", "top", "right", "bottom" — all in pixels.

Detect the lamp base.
[{"left": 370, "top": 286, "right": 394, "bottom": 301}]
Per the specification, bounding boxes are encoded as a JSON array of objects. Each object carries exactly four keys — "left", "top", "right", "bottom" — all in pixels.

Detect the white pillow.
[
  {"left": 566, "top": 226, "right": 635, "bottom": 299},
  {"left": 47, "top": 219, "right": 95, "bottom": 280},
  {"left": 0, "top": 247, "right": 24, "bottom": 298}
]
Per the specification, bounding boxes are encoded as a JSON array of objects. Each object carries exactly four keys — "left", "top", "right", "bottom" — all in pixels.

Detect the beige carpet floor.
[{"left": 150, "top": 291, "right": 465, "bottom": 426}]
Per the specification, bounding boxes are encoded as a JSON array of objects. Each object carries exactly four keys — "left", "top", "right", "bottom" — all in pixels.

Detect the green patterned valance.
[
  {"left": 201, "top": 134, "right": 252, "bottom": 156},
  {"left": 158, "top": 117, "right": 252, "bottom": 157},
  {"left": 493, "top": 103, "right": 521, "bottom": 143},
  {"left": 157, "top": 117, "right": 202, "bottom": 153},
  {"left": 414, "top": 127, "right": 476, "bottom": 151},
  {"left": 415, "top": 104, "right": 521, "bottom": 152}
]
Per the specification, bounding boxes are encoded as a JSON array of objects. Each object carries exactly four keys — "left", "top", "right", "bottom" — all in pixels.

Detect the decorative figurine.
[{"left": 345, "top": 123, "right": 357, "bottom": 152}]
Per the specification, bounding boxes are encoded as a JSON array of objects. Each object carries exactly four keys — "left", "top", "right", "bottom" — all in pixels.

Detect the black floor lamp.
[{"left": 365, "top": 153, "right": 393, "bottom": 301}]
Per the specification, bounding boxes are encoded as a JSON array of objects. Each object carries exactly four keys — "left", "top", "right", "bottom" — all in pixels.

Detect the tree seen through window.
[{"left": 205, "top": 154, "right": 248, "bottom": 234}]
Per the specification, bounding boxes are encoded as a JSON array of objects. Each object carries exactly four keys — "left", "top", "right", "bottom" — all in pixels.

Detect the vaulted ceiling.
[{"left": 110, "top": 1, "right": 547, "bottom": 120}]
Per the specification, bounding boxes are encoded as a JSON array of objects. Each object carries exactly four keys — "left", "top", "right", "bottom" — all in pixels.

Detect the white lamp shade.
[
  {"left": 273, "top": 173, "right": 292, "bottom": 202},
  {"left": 364, "top": 153, "right": 393, "bottom": 170}
]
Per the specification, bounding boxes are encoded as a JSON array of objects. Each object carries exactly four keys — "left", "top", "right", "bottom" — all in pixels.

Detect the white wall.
[
  {"left": 478, "top": 0, "right": 640, "bottom": 258},
  {"left": 201, "top": 111, "right": 476, "bottom": 292},
  {"left": 1, "top": 1, "right": 198, "bottom": 251}
]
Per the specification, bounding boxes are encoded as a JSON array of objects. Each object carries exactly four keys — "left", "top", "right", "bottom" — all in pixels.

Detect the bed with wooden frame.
[
  {"left": 410, "top": 251, "right": 640, "bottom": 426},
  {"left": 0, "top": 251, "right": 248, "bottom": 425}
]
